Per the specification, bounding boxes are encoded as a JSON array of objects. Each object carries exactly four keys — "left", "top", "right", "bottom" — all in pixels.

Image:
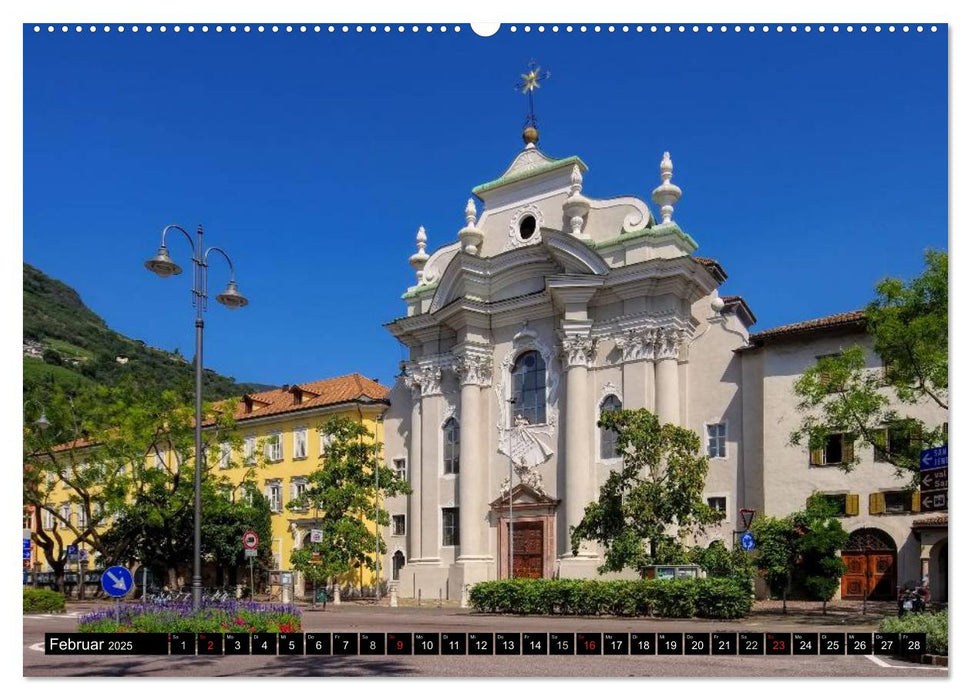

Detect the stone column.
[
  {"left": 616, "top": 328, "right": 658, "bottom": 411},
  {"left": 561, "top": 334, "right": 598, "bottom": 558},
  {"left": 417, "top": 366, "right": 443, "bottom": 563},
  {"left": 406, "top": 381, "right": 423, "bottom": 562},
  {"left": 655, "top": 328, "right": 683, "bottom": 426},
  {"left": 454, "top": 352, "right": 492, "bottom": 560}
]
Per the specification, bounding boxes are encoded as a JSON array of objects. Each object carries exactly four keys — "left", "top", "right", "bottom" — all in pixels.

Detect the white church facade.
[{"left": 378, "top": 131, "right": 947, "bottom": 604}]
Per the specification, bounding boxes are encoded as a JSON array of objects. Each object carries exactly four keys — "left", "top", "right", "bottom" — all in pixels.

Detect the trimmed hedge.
[
  {"left": 24, "top": 589, "right": 66, "bottom": 614},
  {"left": 879, "top": 611, "right": 948, "bottom": 656},
  {"left": 469, "top": 578, "right": 752, "bottom": 619}
]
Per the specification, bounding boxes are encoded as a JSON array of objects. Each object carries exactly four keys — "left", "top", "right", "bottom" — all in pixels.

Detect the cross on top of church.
[{"left": 515, "top": 60, "right": 550, "bottom": 145}]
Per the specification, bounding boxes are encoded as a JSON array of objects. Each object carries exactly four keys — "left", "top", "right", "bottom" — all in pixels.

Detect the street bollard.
[
  {"left": 389, "top": 581, "right": 398, "bottom": 608},
  {"left": 461, "top": 584, "right": 469, "bottom": 609}
]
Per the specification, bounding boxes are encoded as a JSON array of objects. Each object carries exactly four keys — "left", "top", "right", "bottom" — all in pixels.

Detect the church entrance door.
[{"left": 512, "top": 521, "right": 544, "bottom": 579}]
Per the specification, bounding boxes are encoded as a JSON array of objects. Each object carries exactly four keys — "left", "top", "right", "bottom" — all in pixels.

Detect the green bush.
[
  {"left": 879, "top": 611, "right": 948, "bottom": 656},
  {"left": 468, "top": 578, "right": 752, "bottom": 619},
  {"left": 24, "top": 589, "right": 66, "bottom": 614}
]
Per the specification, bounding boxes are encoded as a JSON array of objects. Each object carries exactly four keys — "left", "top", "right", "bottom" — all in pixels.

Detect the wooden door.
[
  {"left": 841, "top": 552, "right": 896, "bottom": 600},
  {"left": 512, "top": 521, "right": 544, "bottom": 579}
]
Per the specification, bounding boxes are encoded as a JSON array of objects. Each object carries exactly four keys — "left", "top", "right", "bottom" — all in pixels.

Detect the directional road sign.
[
  {"left": 100, "top": 565, "right": 134, "bottom": 597},
  {"left": 920, "top": 445, "right": 947, "bottom": 471},
  {"left": 740, "top": 531, "right": 756, "bottom": 551},
  {"left": 243, "top": 531, "right": 259, "bottom": 550},
  {"left": 920, "top": 490, "right": 948, "bottom": 513},
  {"left": 23, "top": 538, "right": 31, "bottom": 560},
  {"left": 920, "top": 468, "right": 948, "bottom": 492}
]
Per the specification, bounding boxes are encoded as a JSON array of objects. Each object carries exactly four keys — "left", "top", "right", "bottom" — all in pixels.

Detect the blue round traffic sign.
[
  {"left": 740, "top": 531, "right": 756, "bottom": 552},
  {"left": 100, "top": 565, "right": 134, "bottom": 597}
]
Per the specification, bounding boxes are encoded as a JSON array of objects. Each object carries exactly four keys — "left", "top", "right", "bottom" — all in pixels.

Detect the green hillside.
[{"left": 23, "top": 262, "right": 271, "bottom": 399}]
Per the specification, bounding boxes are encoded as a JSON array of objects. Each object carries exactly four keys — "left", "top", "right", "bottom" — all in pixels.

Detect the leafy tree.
[
  {"left": 688, "top": 540, "right": 755, "bottom": 587},
  {"left": 789, "top": 250, "right": 948, "bottom": 486},
  {"left": 287, "top": 416, "right": 410, "bottom": 595},
  {"left": 751, "top": 495, "right": 849, "bottom": 613},
  {"left": 24, "top": 378, "right": 256, "bottom": 592},
  {"left": 570, "top": 409, "right": 723, "bottom": 576}
]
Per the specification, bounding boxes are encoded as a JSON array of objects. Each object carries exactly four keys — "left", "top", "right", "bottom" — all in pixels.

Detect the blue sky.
[{"left": 23, "top": 25, "right": 947, "bottom": 387}]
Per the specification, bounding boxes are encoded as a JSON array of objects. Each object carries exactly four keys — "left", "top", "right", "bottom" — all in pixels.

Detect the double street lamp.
[{"left": 145, "top": 224, "right": 248, "bottom": 612}]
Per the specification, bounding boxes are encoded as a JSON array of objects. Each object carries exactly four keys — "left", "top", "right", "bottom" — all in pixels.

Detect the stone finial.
[
  {"left": 409, "top": 225, "right": 430, "bottom": 284},
  {"left": 563, "top": 164, "right": 591, "bottom": 239},
  {"left": 651, "top": 151, "right": 683, "bottom": 224},
  {"left": 569, "top": 164, "right": 583, "bottom": 196},
  {"left": 458, "top": 199, "right": 484, "bottom": 255}
]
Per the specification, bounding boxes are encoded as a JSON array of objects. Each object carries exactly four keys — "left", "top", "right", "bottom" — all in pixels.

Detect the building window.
[
  {"left": 243, "top": 436, "right": 256, "bottom": 464},
  {"left": 443, "top": 417, "right": 460, "bottom": 474},
  {"left": 153, "top": 449, "right": 166, "bottom": 469},
  {"left": 874, "top": 423, "right": 914, "bottom": 463},
  {"left": 290, "top": 478, "right": 308, "bottom": 511},
  {"left": 393, "top": 458, "right": 407, "bottom": 482},
  {"left": 266, "top": 481, "right": 283, "bottom": 513},
  {"left": 265, "top": 433, "right": 283, "bottom": 462},
  {"left": 217, "top": 442, "right": 231, "bottom": 470},
  {"left": 76, "top": 505, "right": 87, "bottom": 528},
  {"left": 42, "top": 508, "right": 55, "bottom": 530},
  {"left": 511, "top": 350, "right": 547, "bottom": 425},
  {"left": 392, "top": 514, "right": 406, "bottom": 536},
  {"left": 23, "top": 510, "right": 33, "bottom": 530},
  {"left": 294, "top": 427, "right": 308, "bottom": 460},
  {"left": 815, "top": 353, "right": 843, "bottom": 393},
  {"left": 442, "top": 507, "right": 460, "bottom": 546},
  {"left": 811, "top": 433, "right": 854, "bottom": 466},
  {"left": 599, "top": 395, "right": 622, "bottom": 459},
  {"left": 809, "top": 493, "right": 859, "bottom": 517},
  {"left": 707, "top": 496, "right": 727, "bottom": 514},
  {"left": 59, "top": 503, "right": 71, "bottom": 526},
  {"left": 870, "top": 490, "right": 919, "bottom": 515},
  {"left": 706, "top": 423, "right": 727, "bottom": 459},
  {"left": 392, "top": 551, "right": 405, "bottom": 580},
  {"left": 319, "top": 429, "right": 333, "bottom": 456}
]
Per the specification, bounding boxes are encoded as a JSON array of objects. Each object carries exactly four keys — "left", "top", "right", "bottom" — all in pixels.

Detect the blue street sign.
[
  {"left": 66, "top": 544, "right": 78, "bottom": 560},
  {"left": 23, "top": 538, "right": 31, "bottom": 560},
  {"left": 100, "top": 565, "right": 134, "bottom": 597},
  {"left": 740, "top": 531, "right": 756, "bottom": 551},
  {"left": 920, "top": 445, "right": 947, "bottom": 471}
]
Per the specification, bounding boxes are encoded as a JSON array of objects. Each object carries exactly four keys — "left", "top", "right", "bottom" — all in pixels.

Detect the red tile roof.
[
  {"left": 226, "top": 373, "right": 390, "bottom": 422},
  {"left": 912, "top": 513, "right": 948, "bottom": 528},
  {"left": 721, "top": 295, "right": 757, "bottom": 325},
  {"left": 747, "top": 310, "right": 867, "bottom": 344},
  {"left": 691, "top": 256, "right": 727, "bottom": 282}
]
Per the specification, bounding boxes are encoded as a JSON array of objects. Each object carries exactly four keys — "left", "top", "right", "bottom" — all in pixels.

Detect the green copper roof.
[
  {"left": 402, "top": 282, "right": 440, "bottom": 300},
  {"left": 472, "top": 155, "right": 589, "bottom": 196},
  {"left": 585, "top": 222, "right": 699, "bottom": 252}
]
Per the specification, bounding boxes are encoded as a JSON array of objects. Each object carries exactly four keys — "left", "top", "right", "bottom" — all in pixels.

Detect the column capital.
[
  {"left": 403, "top": 361, "right": 445, "bottom": 397},
  {"left": 453, "top": 350, "right": 493, "bottom": 387},
  {"left": 655, "top": 327, "right": 688, "bottom": 361},
  {"left": 560, "top": 333, "right": 598, "bottom": 368},
  {"left": 614, "top": 327, "right": 658, "bottom": 363}
]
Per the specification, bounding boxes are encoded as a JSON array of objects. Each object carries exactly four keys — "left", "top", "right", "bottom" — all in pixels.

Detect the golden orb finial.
[{"left": 522, "top": 126, "right": 539, "bottom": 145}]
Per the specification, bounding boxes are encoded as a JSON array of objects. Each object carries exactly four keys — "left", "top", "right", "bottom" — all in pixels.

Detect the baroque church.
[{"left": 379, "top": 123, "right": 947, "bottom": 604}]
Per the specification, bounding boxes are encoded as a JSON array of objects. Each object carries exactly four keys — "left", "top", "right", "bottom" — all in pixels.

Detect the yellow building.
[
  {"left": 214, "top": 373, "right": 390, "bottom": 597},
  {"left": 27, "top": 373, "right": 390, "bottom": 599}
]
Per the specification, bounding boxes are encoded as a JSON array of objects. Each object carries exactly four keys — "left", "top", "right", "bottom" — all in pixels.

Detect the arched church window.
[
  {"left": 511, "top": 350, "right": 547, "bottom": 425},
  {"left": 392, "top": 551, "right": 405, "bottom": 580},
  {"left": 599, "top": 394, "right": 622, "bottom": 459},
  {"left": 443, "top": 417, "right": 460, "bottom": 474}
]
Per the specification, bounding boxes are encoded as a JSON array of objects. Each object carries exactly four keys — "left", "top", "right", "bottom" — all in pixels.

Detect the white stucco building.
[{"left": 379, "top": 128, "right": 947, "bottom": 604}]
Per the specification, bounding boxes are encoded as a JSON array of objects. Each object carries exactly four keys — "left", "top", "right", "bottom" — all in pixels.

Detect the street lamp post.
[{"left": 145, "top": 224, "right": 248, "bottom": 612}]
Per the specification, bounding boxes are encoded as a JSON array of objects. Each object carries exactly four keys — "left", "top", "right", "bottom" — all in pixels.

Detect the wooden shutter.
[
  {"left": 845, "top": 494, "right": 859, "bottom": 516},
  {"left": 869, "top": 492, "right": 886, "bottom": 515},
  {"left": 842, "top": 434, "right": 854, "bottom": 463},
  {"left": 911, "top": 490, "right": 921, "bottom": 513},
  {"left": 810, "top": 446, "right": 824, "bottom": 466}
]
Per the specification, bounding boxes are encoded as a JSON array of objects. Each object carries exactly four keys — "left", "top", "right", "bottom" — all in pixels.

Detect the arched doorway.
[
  {"left": 841, "top": 528, "right": 897, "bottom": 600},
  {"left": 931, "top": 540, "right": 948, "bottom": 602},
  {"left": 392, "top": 551, "right": 405, "bottom": 581}
]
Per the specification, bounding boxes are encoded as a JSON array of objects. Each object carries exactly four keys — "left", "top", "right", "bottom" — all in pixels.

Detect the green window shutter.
[
  {"left": 842, "top": 434, "right": 855, "bottom": 463},
  {"left": 911, "top": 490, "right": 921, "bottom": 513},
  {"left": 810, "top": 447, "right": 823, "bottom": 466},
  {"left": 845, "top": 494, "right": 860, "bottom": 516},
  {"left": 869, "top": 492, "right": 885, "bottom": 515}
]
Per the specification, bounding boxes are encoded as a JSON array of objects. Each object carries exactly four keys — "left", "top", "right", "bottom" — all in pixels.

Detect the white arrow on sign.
[
  {"left": 105, "top": 570, "right": 127, "bottom": 590},
  {"left": 921, "top": 452, "right": 933, "bottom": 467}
]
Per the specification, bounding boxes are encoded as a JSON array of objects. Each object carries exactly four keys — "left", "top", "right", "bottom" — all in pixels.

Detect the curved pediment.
[{"left": 428, "top": 234, "right": 610, "bottom": 313}]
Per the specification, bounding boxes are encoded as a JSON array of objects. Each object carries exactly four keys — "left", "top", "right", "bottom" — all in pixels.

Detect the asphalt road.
[{"left": 23, "top": 606, "right": 948, "bottom": 678}]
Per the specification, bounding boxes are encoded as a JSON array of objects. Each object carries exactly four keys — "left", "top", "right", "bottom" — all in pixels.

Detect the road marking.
[
  {"left": 23, "top": 612, "right": 80, "bottom": 620},
  {"left": 865, "top": 655, "right": 947, "bottom": 670},
  {"left": 28, "top": 642, "right": 45, "bottom": 652}
]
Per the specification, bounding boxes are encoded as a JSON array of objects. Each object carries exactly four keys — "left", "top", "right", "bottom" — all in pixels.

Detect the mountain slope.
[{"left": 23, "top": 262, "right": 271, "bottom": 399}]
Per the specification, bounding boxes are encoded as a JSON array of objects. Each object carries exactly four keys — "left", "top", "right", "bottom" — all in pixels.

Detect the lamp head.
[
  {"left": 33, "top": 411, "right": 50, "bottom": 432},
  {"left": 144, "top": 245, "right": 182, "bottom": 277},
  {"left": 216, "top": 280, "right": 248, "bottom": 309}
]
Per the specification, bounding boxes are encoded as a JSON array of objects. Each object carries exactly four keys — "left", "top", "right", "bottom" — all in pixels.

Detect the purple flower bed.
[{"left": 78, "top": 601, "right": 302, "bottom": 633}]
